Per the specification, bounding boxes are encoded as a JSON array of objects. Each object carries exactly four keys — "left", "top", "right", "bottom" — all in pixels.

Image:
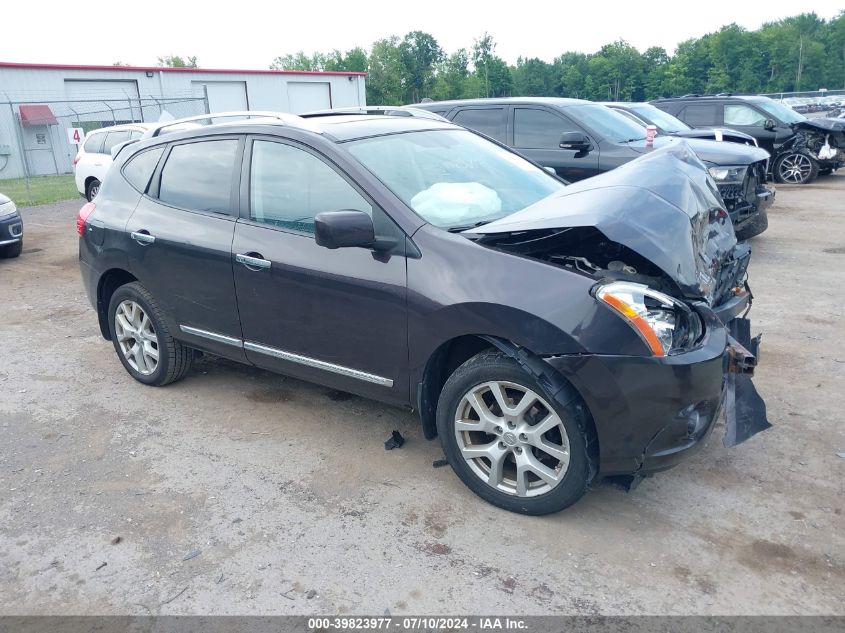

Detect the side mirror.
[
  {"left": 314, "top": 210, "right": 375, "bottom": 250},
  {"left": 559, "top": 131, "right": 591, "bottom": 151},
  {"left": 763, "top": 119, "right": 776, "bottom": 131}
]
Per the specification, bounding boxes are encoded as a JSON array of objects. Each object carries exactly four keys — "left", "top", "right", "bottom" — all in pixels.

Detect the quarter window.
[
  {"left": 123, "top": 147, "right": 164, "bottom": 193},
  {"left": 681, "top": 104, "right": 720, "bottom": 126},
  {"left": 249, "top": 140, "right": 371, "bottom": 234},
  {"left": 451, "top": 108, "right": 506, "bottom": 142},
  {"left": 514, "top": 108, "right": 580, "bottom": 149},
  {"left": 158, "top": 140, "right": 238, "bottom": 213},
  {"left": 724, "top": 105, "right": 767, "bottom": 127}
]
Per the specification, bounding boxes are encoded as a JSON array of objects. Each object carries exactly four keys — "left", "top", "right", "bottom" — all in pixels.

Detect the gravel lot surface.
[{"left": 1, "top": 175, "right": 843, "bottom": 615}]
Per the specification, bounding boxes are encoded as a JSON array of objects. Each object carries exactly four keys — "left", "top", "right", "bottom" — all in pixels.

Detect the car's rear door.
[
  {"left": 231, "top": 135, "right": 409, "bottom": 403},
  {"left": 511, "top": 106, "right": 600, "bottom": 181},
  {"left": 125, "top": 135, "right": 246, "bottom": 360}
]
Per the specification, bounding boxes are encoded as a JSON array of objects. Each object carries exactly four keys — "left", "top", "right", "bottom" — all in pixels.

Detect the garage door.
[
  {"left": 287, "top": 82, "right": 331, "bottom": 114},
  {"left": 191, "top": 81, "right": 249, "bottom": 113}
]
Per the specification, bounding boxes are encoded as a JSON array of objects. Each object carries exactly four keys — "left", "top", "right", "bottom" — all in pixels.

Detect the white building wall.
[{"left": 0, "top": 64, "right": 367, "bottom": 179}]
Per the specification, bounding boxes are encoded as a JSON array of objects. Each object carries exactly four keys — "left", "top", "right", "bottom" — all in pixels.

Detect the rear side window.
[
  {"left": 123, "top": 147, "right": 164, "bottom": 193},
  {"left": 249, "top": 140, "right": 372, "bottom": 234},
  {"left": 452, "top": 108, "right": 506, "bottom": 142},
  {"left": 83, "top": 132, "right": 105, "bottom": 153},
  {"left": 103, "top": 130, "right": 131, "bottom": 155},
  {"left": 724, "top": 105, "right": 767, "bottom": 126},
  {"left": 514, "top": 108, "right": 581, "bottom": 149},
  {"left": 158, "top": 140, "right": 238, "bottom": 213},
  {"left": 681, "top": 104, "right": 720, "bottom": 126}
]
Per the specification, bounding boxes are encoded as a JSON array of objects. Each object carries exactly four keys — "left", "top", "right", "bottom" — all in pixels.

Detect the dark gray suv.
[{"left": 78, "top": 111, "right": 769, "bottom": 514}]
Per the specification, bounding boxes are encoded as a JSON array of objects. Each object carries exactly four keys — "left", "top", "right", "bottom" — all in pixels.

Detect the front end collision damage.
[{"left": 455, "top": 144, "right": 772, "bottom": 482}]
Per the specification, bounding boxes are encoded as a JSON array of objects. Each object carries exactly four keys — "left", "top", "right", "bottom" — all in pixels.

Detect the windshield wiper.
[
  {"left": 623, "top": 137, "right": 647, "bottom": 143},
  {"left": 447, "top": 220, "right": 496, "bottom": 233}
]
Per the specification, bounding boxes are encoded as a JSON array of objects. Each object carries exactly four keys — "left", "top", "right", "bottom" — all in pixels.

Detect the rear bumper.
[{"left": 545, "top": 299, "right": 767, "bottom": 477}]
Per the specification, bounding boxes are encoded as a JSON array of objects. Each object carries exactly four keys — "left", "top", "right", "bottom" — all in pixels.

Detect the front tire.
[
  {"left": 86, "top": 179, "right": 101, "bottom": 201},
  {"left": 436, "top": 351, "right": 590, "bottom": 515},
  {"left": 108, "top": 282, "right": 193, "bottom": 386},
  {"left": 774, "top": 152, "right": 818, "bottom": 184}
]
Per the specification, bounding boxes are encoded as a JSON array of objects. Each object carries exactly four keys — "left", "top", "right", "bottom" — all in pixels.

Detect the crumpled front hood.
[
  {"left": 633, "top": 135, "right": 770, "bottom": 165},
  {"left": 794, "top": 118, "right": 845, "bottom": 134},
  {"left": 471, "top": 143, "right": 738, "bottom": 303}
]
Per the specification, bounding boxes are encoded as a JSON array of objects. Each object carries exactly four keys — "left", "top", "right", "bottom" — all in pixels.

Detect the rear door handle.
[
  {"left": 235, "top": 253, "right": 271, "bottom": 270},
  {"left": 131, "top": 230, "right": 155, "bottom": 245}
]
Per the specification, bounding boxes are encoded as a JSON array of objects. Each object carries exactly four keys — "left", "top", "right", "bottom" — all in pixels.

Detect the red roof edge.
[
  {"left": 19, "top": 104, "right": 58, "bottom": 126},
  {"left": 0, "top": 61, "right": 367, "bottom": 77}
]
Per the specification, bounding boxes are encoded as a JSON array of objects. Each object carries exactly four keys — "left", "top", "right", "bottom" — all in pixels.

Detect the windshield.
[
  {"left": 569, "top": 104, "right": 647, "bottom": 142},
  {"left": 630, "top": 104, "right": 691, "bottom": 132},
  {"left": 757, "top": 99, "right": 806, "bottom": 124},
  {"left": 345, "top": 129, "right": 565, "bottom": 230}
]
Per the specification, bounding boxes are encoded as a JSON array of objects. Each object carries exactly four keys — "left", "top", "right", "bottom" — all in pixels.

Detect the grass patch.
[{"left": 0, "top": 175, "right": 79, "bottom": 206}]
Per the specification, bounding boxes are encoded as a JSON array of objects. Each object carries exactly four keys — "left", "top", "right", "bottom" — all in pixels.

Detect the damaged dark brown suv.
[{"left": 78, "top": 111, "right": 770, "bottom": 515}]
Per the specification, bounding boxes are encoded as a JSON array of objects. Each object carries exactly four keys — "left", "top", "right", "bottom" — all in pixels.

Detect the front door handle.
[
  {"left": 131, "top": 230, "right": 155, "bottom": 245},
  {"left": 235, "top": 252, "right": 271, "bottom": 270}
]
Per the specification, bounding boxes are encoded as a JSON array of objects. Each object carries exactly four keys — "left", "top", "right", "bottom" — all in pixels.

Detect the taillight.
[{"left": 77, "top": 202, "right": 96, "bottom": 236}]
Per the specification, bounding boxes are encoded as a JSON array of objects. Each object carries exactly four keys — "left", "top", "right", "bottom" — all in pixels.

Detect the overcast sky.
[{"left": 2, "top": 0, "right": 842, "bottom": 69}]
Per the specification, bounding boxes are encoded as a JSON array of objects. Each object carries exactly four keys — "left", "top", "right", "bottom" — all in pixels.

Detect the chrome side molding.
[{"left": 178, "top": 325, "right": 393, "bottom": 388}]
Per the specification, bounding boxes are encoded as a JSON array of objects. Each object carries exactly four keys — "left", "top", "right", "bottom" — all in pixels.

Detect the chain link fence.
[{"left": 0, "top": 94, "right": 208, "bottom": 206}]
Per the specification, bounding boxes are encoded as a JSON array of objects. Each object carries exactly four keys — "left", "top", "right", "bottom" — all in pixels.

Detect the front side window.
[
  {"left": 346, "top": 129, "right": 564, "bottom": 230},
  {"left": 123, "top": 147, "right": 164, "bottom": 193},
  {"left": 756, "top": 99, "right": 806, "bottom": 125},
  {"left": 514, "top": 108, "right": 582, "bottom": 149},
  {"left": 158, "top": 139, "right": 238, "bottom": 213},
  {"left": 249, "top": 140, "right": 372, "bottom": 234},
  {"left": 451, "top": 108, "right": 506, "bottom": 142},
  {"left": 724, "top": 105, "right": 767, "bottom": 127}
]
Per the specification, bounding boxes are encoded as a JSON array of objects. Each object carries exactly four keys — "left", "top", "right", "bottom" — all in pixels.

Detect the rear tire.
[
  {"left": 436, "top": 351, "right": 590, "bottom": 515},
  {"left": 108, "top": 282, "right": 193, "bottom": 386},
  {"left": 0, "top": 240, "right": 22, "bottom": 258},
  {"left": 86, "top": 179, "right": 101, "bottom": 201}
]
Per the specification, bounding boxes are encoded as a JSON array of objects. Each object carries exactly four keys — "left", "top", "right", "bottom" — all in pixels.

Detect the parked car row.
[
  {"left": 651, "top": 94, "right": 845, "bottom": 184},
  {"left": 412, "top": 97, "right": 773, "bottom": 239},
  {"left": 77, "top": 107, "right": 770, "bottom": 515}
]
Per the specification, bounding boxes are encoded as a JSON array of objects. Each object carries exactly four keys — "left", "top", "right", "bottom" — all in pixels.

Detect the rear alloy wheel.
[
  {"left": 108, "top": 282, "right": 193, "bottom": 386},
  {"left": 86, "top": 179, "right": 101, "bottom": 201},
  {"left": 436, "top": 351, "right": 590, "bottom": 515},
  {"left": 775, "top": 152, "right": 818, "bottom": 184}
]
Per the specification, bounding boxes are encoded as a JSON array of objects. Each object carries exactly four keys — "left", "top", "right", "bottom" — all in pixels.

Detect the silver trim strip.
[
  {"left": 0, "top": 238, "right": 21, "bottom": 245},
  {"left": 243, "top": 341, "right": 393, "bottom": 388},
  {"left": 179, "top": 325, "right": 242, "bottom": 347}
]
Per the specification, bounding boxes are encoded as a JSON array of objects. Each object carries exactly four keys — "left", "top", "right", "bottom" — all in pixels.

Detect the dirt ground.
[{"left": 1, "top": 175, "right": 843, "bottom": 616}]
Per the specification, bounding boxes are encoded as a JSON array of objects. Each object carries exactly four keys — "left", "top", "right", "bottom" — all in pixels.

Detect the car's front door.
[
  {"left": 231, "top": 136, "right": 409, "bottom": 403},
  {"left": 722, "top": 104, "right": 780, "bottom": 154},
  {"left": 125, "top": 136, "right": 246, "bottom": 361},
  {"left": 511, "top": 107, "right": 600, "bottom": 182}
]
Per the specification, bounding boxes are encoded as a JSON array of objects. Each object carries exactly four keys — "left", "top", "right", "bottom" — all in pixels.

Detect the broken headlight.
[
  {"left": 708, "top": 165, "right": 747, "bottom": 184},
  {"left": 595, "top": 281, "right": 702, "bottom": 357}
]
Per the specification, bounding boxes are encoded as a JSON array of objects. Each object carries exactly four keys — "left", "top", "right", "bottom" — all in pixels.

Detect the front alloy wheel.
[
  {"left": 114, "top": 300, "right": 159, "bottom": 375},
  {"left": 775, "top": 152, "right": 818, "bottom": 184},
  {"left": 454, "top": 381, "right": 570, "bottom": 497},
  {"left": 436, "top": 351, "right": 590, "bottom": 515}
]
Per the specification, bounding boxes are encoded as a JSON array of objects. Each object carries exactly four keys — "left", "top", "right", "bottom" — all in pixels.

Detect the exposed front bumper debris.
[{"left": 724, "top": 317, "right": 771, "bottom": 447}]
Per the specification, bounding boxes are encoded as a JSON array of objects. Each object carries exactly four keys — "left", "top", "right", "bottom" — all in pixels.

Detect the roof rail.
[
  {"left": 144, "top": 111, "right": 323, "bottom": 138},
  {"left": 300, "top": 106, "right": 449, "bottom": 122}
]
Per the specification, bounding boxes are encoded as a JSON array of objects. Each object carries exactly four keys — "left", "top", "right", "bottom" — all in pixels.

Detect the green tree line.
[{"left": 269, "top": 11, "right": 845, "bottom": 104}]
